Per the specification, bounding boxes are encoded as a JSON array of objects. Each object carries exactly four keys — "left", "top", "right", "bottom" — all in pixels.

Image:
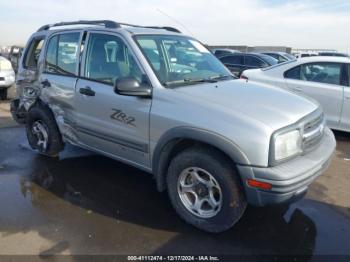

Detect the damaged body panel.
[{"left": 12, "top": 31, "right": 80, "bottom": 143}]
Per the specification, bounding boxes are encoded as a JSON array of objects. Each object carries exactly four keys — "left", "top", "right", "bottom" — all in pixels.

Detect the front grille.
[{"left": 302, "top": 112, "right": 325, "bottom": 151}]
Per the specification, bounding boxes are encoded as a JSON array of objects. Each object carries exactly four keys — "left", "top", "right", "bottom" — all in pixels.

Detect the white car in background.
[
  {"left": 241, "top": 56, "right": 350, "bottom": 132},
  {"left": 0, "top": 56, "right": 15, "bottom": 100}
]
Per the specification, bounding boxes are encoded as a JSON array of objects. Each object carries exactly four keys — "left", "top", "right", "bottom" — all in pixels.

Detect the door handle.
[
  {"left": 79, "top": 86, "right": 95, "bottom": 96},
  {"left": 41, "top": 79, "right": 51, "bottom": 88}
]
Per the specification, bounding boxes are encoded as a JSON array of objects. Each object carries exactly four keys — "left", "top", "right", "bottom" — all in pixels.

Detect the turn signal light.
[{"left": 247, "top": 179, "right": 272, "bottom": 190}]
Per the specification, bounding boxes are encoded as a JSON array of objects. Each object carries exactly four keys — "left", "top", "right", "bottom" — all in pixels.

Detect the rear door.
[
  {"left": 339, "top": 64, "right": 350, "bottom": 131},
  {"left": 40, "top": 31, "right": 83, "bottom": 137},
  {"left": 75, "top": 31, "right": 152, "bottom": 168},
  {"left": 285, "top": 62, "right": 345, "bottom": 128}
]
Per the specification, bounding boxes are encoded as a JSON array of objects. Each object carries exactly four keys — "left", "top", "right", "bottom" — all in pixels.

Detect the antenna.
[{"left": 156, "top": 8, "right": 194, "bottom": 36}]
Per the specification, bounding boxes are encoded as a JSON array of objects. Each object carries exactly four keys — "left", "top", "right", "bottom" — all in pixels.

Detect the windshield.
[{"left": 135, "top": 35, "right": 233, "bottom": 87}]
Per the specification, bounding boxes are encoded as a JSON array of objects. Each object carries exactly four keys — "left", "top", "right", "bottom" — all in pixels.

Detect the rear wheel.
[
  {"left": 0, "top": 89, "right": 7, "bottom": 100},
  {"left": 26, "top": 105, "right": 64, "bottom": 157},
  {"left": 167, "top": 146, "right": 247, "bottom": 233}
]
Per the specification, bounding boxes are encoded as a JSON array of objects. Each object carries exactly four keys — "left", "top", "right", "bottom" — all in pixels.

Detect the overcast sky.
[{"left": 1, "top": 0, "right": 350, "bottom": 51}]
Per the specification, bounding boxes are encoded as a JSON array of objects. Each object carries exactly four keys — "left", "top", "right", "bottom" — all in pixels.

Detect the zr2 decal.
[{"left": 110, "top": 109, "right": 136, "bottom": 127}]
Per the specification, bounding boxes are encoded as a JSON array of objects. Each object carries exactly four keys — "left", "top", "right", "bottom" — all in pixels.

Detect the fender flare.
[{"left": 152, "top": 126, "right": 250, "bottom": 191}]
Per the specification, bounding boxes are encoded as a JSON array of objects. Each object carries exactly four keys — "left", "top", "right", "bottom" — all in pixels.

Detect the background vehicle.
[
  {"left": 219, "top": 53, "right": 278, "bottom": 77},
  {"left": 7, "top": 46, "right": 23, "bottom": 73},
  {"left": 318, "top": 52, "right": 349, "bottom": 57},
  {"left": 260, "top": 51, "right": 296, "bottom": 63},
  {"left": 241, "top": 56, "right": 350, "bottom": 132},
  {"left": 211, "top": 48, "right": 240, "bottom": 58},
  {"left": 0, "top": 56, "right": 15, "bottom": 100},
  {"left": 294, "top": 52, "right": 318, "bottom": 59},
  {"left": 11, "top": 20, "right": 335, "bottom": 233}
]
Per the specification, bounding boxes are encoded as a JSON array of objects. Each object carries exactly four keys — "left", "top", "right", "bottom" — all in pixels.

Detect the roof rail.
[
  {"left": 119, "top": 22, "right": 181, "bottom": 33},
  {"left": 37, "top": 20, "right": 181, "bottom": 33},
  {"left": 37, "top": 20, "right": 120, "bottom": 31}
]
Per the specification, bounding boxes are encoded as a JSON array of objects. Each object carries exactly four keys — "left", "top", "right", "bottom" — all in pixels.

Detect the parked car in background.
[
  {"left": 7, "top": 46, "right": 23, "bottom": 73},
  {"left": 241, "top": 56, "right": 350, "bottom": 132},
  {"left": 0, "top": 56, "right": 15, "bottom": 100},
  {"left": 294, "top": 52, "right": 318, "bottom": 59},
  {"left": 318, "top": 52, "right": 349, "bottom": 58},
  {"left": 260, "top": 51, "right": 296, "bottom": 63},
  {"left": 219, "top": 53, "right": 278, "bottom": 77},
  {"left": 211, "top": 48, "right": 240, "bottom": 58},
  {"left": 11, "top": 20, "right": 335, "bottom": 233}
]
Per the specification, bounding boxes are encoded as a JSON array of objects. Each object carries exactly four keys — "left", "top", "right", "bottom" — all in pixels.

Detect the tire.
[
  {"left": 26, "top": 104, "right": 64, "bottom": 157},
  {"left": 0, "top": 89, "right": 7, "bottom": 100},
  {"left": 167, "top": 146, "right": 247, "bottom": 233}
]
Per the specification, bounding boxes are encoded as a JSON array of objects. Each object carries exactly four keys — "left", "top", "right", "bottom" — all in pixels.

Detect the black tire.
[
  {"left": 26, "top": 104, "right": 64, "bottom": 157},
  {"left": 0, "top": 89, "right": 7, "bottom": 100},
  {"left": 167, "top": 146, "right": 247, "bottom": 233}
]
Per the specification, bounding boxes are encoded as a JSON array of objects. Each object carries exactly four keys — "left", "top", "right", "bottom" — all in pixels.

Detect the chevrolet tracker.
[{"left": 11, "top": 20, "right": 336, "bottom": 232}]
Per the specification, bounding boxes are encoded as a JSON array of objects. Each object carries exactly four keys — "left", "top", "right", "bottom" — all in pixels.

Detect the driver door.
[{"left": 75, "top": 32, "right": 152, "bottom": 168}]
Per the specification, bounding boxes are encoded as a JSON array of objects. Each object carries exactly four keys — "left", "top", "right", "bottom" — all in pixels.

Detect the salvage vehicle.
[
  {"left": 0, "top": 56, "right": 15, "bottom": 100},
  {"left": 219, "top": 53, "right": 278, "bottom": 77},
  {"left": 11, "top": 20, "right": 335, "bottom": 233},
  {"left": 241, "top": 56, "right": 350, "bottom": 132}
]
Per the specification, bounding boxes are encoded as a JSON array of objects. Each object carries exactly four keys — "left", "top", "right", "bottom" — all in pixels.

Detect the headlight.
[{"left": 272, "top": 129, "right": 302, "bottom": 163}]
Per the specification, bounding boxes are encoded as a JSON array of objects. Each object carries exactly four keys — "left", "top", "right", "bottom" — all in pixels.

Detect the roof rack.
[
  {"left": 37, "top": 20, "right": 120, "bottom": 31},
  {"left": 37, "top": 20, "right": 181, "bottom": 33}
]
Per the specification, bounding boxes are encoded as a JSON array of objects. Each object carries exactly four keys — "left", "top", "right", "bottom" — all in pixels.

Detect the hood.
[{"left": 173, "top": 79, "right": 318, "bottom": 131}]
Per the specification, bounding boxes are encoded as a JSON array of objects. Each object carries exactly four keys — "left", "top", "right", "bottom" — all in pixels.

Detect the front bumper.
[{"left": 238, "top": 127, "right": 336, "bottom": 206}]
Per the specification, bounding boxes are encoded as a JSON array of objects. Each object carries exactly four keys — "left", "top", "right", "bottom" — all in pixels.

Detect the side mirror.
[{"left": 114, "top": 77, "right": 151, "bottom": 98}]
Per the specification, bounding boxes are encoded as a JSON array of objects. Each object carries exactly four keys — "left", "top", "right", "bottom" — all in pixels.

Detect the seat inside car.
[{"left": 88, "top": 38, "right": 121, "bottom": 83}]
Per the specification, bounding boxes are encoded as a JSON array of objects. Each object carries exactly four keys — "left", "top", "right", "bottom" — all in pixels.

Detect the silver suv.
[{"left": 11, "top": 20, "right": 336, "bottom": 233}]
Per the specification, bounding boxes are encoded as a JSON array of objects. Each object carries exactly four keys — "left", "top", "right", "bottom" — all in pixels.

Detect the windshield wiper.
[
  {"left": 164, "top": 78, "right": 218, "bottom": 87},
  {"left": 209, "top": 74, "right": 236, "bottom": 81}
]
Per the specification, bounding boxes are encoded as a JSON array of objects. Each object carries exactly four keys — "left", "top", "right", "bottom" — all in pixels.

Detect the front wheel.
[{"left": 167, "top": 146, "right": 247, "bottom": 233}]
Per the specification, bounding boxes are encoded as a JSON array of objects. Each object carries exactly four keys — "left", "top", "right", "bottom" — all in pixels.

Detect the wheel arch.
[{"left": 152, "top": 127, "right": 250, "bottom": 192}]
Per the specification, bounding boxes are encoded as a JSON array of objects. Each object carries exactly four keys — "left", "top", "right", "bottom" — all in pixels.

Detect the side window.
[
  {"left": 284, "top": 66, "right": 301, "bottom": 80},
  {"left": 220, "top": 55, "right": 243, "bottom": 65},
  {"left": 300, "top": 63, "right": 342, "bottom": 85},
  {"left": 24, "top": 38, "right": 44, "bottom": 69},
  {"left": 44, "top": 33, "right": 80, "bottom": 76},
  {"left": 85, "top": 33, "right": 143, "bottom": 85},
  {"left": 245, "top": 56, "right": 265, "bottom": 67}
]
